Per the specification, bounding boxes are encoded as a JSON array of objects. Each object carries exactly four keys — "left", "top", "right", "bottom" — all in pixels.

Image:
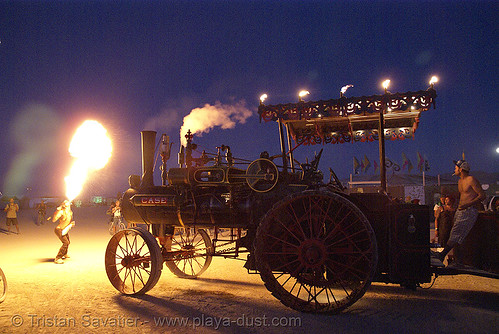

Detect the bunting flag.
[
  {"left": 353, "top": 156, "right": 360, "bottom": 175},
  {"left": 402, "top": 152, "right": 413, "bottom": 173},
  {"left": 408, "top": 159, "right": 413, "bottom": 173},
  {"left": 362, "top": 155, "right": 371, "bottom": 173},
  {"left": 402, "top": 153, "right": 408, "bottom": 170},
  {"left": 373, "top": 160, "right": 379, "bottom": 174},
  {"left": 417, "top": 152, "right": 424, "bottom": 172}
]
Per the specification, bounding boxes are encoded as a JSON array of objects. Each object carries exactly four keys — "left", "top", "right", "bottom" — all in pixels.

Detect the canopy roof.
[{"left": 258, "top": 88, "right": 437, "bottom": 145}]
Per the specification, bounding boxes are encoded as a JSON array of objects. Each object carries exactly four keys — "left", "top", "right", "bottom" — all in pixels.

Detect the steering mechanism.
[
  {"left": 328, "top": 167, "right": 345, "bottom": 190},
  {"left": 300, "top": 149, "right": 324, "bottom": 183}
]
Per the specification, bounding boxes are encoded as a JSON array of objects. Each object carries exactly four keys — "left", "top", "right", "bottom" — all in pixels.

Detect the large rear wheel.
[
  {"left": 105, "top": 227, "right": 163, "bottom": 295},
  {"left": 254, "top": 191, "right": 377, "bottom": 313}
]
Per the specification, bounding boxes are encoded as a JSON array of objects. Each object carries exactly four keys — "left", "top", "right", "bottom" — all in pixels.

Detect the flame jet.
[{"left": 64, "top": 120, "right": 112, "bottom": 201}]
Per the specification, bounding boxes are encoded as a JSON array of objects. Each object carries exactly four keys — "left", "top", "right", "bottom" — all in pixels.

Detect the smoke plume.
[
  {"left": 180, "top": 100, "right": 253, "bottom": 146},
  {"left": 2, "top": 104, "right": 60, "bottom": 197}
]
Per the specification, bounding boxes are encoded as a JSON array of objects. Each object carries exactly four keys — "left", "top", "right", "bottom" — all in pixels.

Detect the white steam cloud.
[{"left": 180, "top": 100, "right": 253, "bottom": 146}]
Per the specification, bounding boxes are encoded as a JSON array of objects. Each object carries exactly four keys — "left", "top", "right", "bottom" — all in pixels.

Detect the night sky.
[{"left": 0, "top": 1, "right": 497, "bottom": 198}]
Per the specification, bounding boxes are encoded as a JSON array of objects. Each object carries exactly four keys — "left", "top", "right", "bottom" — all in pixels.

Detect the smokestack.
[{"left": 140, "top": 131, "right": 156, "bottom": 188}]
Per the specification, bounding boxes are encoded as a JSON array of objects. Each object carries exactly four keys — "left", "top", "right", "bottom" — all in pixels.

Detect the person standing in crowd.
[
  {"left": 434, "top": 160, "right": 485, "bottom": 267},
  {"left": 438, "top": 195, "right": 457, "bottom": 262},
  {"left": 432, "top": 196, "right": 446, "bottom": 243},
  {"left": 433, "top": 196, "right": 443, "bottom": 233},
  {"left": 52, "top": 200, "right": 75, "bottom": 264},
  {"left": 111, "top": 199, "right": 122, "bottom": 233},
  {"left": 4, "top": 198, "right": 20, "bottom": 234},
  {"left": 36, "top": 200, "right": 47, "bottom": 225}
]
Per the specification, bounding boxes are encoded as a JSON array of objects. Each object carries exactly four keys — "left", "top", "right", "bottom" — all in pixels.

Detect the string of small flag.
[{"left": 353, "top": 152, "right": 429, "bottom": 175}]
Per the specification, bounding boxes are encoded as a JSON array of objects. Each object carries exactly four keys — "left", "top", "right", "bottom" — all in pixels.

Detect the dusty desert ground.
[{"left": 0, "top": 206, "right": 498, "bottom": 334}]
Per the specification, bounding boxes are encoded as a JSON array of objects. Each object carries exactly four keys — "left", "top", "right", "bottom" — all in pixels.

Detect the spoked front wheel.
[
  {"left": 105, "top": 227, "right": 163, "bottom": 295},
  {"left": 255, "top": 191, "right": 377, "bottom": 314},
  {"left": 165, "top": 228, "right": 213, "bottom": 278},
  {"left": 0, "top": 267, "right": 6, "bottom": 303}
]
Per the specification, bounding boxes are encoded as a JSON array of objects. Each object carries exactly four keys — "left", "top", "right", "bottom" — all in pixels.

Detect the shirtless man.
[
  {"left": 52, "top": 200, "right": 75, "bottom": 264},
  {"left": 435, "top": 160, "right": 485, "bottom": 265}
]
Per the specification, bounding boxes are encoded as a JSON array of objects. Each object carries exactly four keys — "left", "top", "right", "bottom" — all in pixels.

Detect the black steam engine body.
[
  {"left": 105, "top": 126, "right": 431, "bottom": 314},
  {"left": 103, "top": 87, "right": 446, "bottom": 314},
  {"left": 123, "top": 130, "right": 270, "bottom": 236}
]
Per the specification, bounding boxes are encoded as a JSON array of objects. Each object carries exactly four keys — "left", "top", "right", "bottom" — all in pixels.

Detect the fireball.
[{"left": 64, "top": 120, "right": 112, "bottom": 201}]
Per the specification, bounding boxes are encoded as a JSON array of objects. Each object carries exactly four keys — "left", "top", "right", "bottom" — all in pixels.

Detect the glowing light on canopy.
[
  {"left": 340, "top": 84, "right": 354, "bottom": 95},
  {"left": 382, "top": 79, "right": 390, "bottom": 92},
  {"left": 298, "top": 90, "right": 310, "bottom": 102},
  {"left": 429, "top": 75, "right": 439, "bottom": 86},
  {"left": 65, "top": 120, "right": 112, "bottom": 201},
  {"left": 259, "top": 94, "right": 268, "bottom": 104}
]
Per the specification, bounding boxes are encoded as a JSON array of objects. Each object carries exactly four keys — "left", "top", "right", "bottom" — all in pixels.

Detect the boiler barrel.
[{"left": 121, "top": 187, "right": 182, "bottom": 226}]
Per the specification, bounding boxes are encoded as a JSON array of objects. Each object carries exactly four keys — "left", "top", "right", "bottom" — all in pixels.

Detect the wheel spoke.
[
  {"left": 191, "top": 256, "right": 204, "bottom": 270},
  {"left": 325, "top": 227, "right": 368, "bottom": 249},
  {"left": 325, "top": 258, "right": 369, "bottom": 281},
  {"left": 108, "top": 248, "right": 124, "bottom": 260},
  {"left": 135, "top": 240, "right": 148, "bottom": 256},
  {"left": 326, "top": 286, "right": 340, "bottom": 306},
  {"left": 273, "top": 215, "right": 304, "bottom": 244},
  {"left": 262, "top": 232, "right": 300, "bottom": 249},
  {"left": 125, "top": 233, "right": 134, "bottom": 253},
  {"left": 117, "top": 241, "right": 128, "bottom": 257},
  {"left": 286, "top": 204, "right": 308, "bottom": 239},
  {"left": 131, "top": 266, "right": 146, "bottom": 288}
]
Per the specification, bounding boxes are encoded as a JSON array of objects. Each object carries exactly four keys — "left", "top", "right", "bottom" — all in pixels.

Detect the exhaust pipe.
[{"left": 140, "top": 131, "right": 156, "bottom": 188}]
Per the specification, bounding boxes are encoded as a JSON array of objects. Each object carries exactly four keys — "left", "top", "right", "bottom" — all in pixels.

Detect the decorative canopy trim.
[{"left": 258, "top": 88, "right": 436, "bottom": 145}]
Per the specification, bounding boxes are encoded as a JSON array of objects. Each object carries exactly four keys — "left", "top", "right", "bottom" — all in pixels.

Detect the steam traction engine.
[{"left": 106, "top": 86, "right": 440, "bottom": 314}]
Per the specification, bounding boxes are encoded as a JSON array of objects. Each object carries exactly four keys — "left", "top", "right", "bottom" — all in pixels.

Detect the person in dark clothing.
[
  {"left": 437, "top": 196, "right": 456, "bottom": 248},
  {"left": 36, "top": 200, "right": 47, "bottom": 225}
]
